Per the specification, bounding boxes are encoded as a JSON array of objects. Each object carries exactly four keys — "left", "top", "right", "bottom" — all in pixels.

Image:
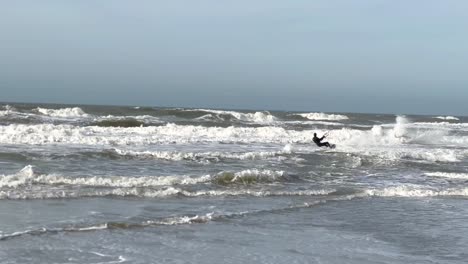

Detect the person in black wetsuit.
[{"left": 313, "top": 133, "right": 332, "bottom": 148}]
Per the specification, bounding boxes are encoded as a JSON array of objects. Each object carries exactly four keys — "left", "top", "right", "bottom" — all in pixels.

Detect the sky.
[{"left": 1, "top": 0, "right": 467, "bottom": 115}]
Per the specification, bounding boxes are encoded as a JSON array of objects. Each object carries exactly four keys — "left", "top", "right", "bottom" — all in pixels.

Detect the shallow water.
[{"left": 1, "top": 103, "right": 467, "bottom": 263}]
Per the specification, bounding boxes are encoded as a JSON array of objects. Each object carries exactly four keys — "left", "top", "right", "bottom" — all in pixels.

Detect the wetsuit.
[{"left": 313, "top": 135, "right": 331, "bottom": 148}]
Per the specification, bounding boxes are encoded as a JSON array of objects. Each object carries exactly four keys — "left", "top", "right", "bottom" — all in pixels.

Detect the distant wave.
[
  {"left": 434, "top": 116, "right": 459, "bottom": 121},
  {"left": 186, "top": 109, "right": 277, "bottom": 123},
  {"left": 35, "top": 107, "right": 89, "bottom": 118},
  {"left": 295, "top": 112, "right": 349, "bottom": 121}
]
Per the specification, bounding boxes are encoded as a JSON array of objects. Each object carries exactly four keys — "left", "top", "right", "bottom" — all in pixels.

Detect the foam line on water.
[
  {"left": 425, "top": 172, "right": 468, "bottom": 180},
  {"left": 364, "top": 186, "right": 468, "bottom": 197},
  {"left": 111, "top": 147, "right": 290, "bottom": 162}
]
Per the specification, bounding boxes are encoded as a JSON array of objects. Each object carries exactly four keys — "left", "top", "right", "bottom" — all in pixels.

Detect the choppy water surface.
[{"left": 1, "top": 103, "right": 467, "bottom": 263}]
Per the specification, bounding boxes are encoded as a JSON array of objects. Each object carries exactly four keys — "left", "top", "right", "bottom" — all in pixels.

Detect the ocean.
[{"left": 0, "top": 103, "right": 467, "bottom": 264}]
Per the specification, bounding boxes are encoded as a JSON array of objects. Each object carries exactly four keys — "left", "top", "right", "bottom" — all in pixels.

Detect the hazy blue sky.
[{"left": 1, "top": 1, "right": 467, "bottom": 115}]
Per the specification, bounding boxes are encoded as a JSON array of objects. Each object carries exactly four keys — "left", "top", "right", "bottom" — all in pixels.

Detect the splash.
[{"left": 393, "top": 115, "right": 409, "bottom": 139}]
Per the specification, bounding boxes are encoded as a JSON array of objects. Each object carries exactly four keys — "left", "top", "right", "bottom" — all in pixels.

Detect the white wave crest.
[
  {"left": 35, "top": 107, "right": 89, "bottom": 118},
  {"left": 0, "top": 166, "right": 289, "bottom": 190},
  {"left": 296, "top": 112, "right": 349, "bottom": 121},
  {"left": 434, "top": 116, "right": 459, "bottom": 121}
]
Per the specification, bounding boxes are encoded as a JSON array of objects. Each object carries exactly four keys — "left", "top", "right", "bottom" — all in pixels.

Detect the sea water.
[{"left": 0, "top": 103, "right": 467, "bottom": 263}]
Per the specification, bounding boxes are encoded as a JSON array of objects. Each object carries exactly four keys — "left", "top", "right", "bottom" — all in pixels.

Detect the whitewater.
[{"left": 1, "top": 103, "right": 467, "bottom": 264}]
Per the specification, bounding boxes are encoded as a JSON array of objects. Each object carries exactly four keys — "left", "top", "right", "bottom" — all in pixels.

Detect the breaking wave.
[
  {"left": 35, "top": 107, "right": 89, "bottom": 118},
  {"left": 0, "top": 166, "right": 287, "bottom": 189},
  {"left": 0, "top": 123, "right": 315, "bottom": 145},
  {"left": 295, "top": 112, "right": 349, "bottom": 121},
  {"left": 0, "top": 166, "right": 337, "bottom": 200},
  {"left": 0, "top": 165, "right": 212, "bottom": 188},
  {"left": 3, "top": 167, "right": 468, "bottom": 201}
]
